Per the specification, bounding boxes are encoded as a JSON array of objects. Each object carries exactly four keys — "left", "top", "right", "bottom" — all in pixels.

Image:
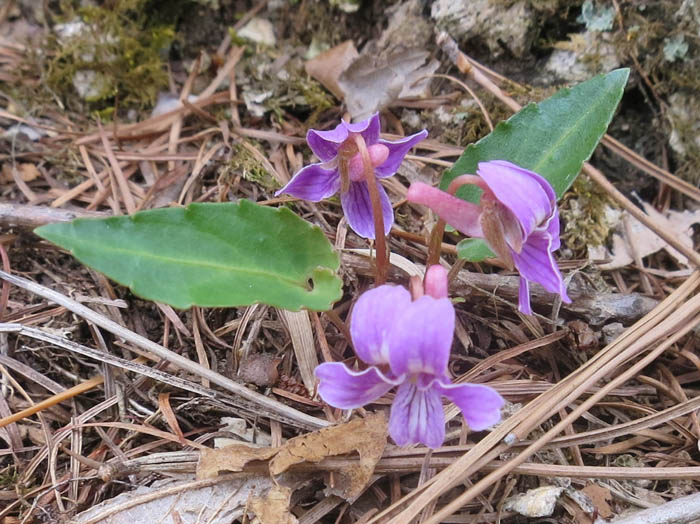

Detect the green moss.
[
  {"left": 560, "top": 174, "right": 614, "bottom": 255},
  {"left": 42, "top": 0, "right": 174, "bottom": 110},
  {"left": 225, "top": 143, "right": 276, "bottom": 189},
  {"left": 0, "top": 467, "right": 19, "bottom": 489}
]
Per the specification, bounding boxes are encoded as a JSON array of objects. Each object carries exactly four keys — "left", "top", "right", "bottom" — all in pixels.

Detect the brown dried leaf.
[
  {"left": 1, "top": 163, "right": 40, "bottom": 182},
  {"left": 581, "top": 483, "right": 613, "bottom": 519},
  {"left": 238, "top": 353, "right": 282, "bottom": 387},
  {"left": 270, "top": 411, "right": 388, "bottom": 499},
  {"left": 197, "top": 413, "right": 388, "bottom": 499},
  {"left": 337, "top": 49, "right": 438, "bottom": 120},
  {"left": 594, "top": 204, "right": 700, "bottom": 270},
  {"left": 197, "top": 444, "right": 277, "bottom": 479},
  {"left": 249, "top": 485, "right": 297, "bottom": 524},
  {"left": 72, "top": 475, "right": 284, "bottom": 524},
  {"left": 305, "top": 40, "right": 358, "bottom": 100}
]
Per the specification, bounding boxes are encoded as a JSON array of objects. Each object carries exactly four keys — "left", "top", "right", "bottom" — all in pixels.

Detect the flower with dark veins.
[
  {"left": 275, "top": 113, "right": 427, "bottom": 238},
  {"left": 407, "top": 160, "right": 571, "bottom": 315},
  {"left": 315, "top": 265, "right": 504, "bottom": 448}
]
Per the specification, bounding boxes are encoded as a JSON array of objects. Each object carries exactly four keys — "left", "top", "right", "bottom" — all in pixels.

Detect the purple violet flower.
[
  {"left": 406, "top": 160, "right": 571, "bottom": 315},
  {"left": 315, "top": 265, "right": 504, "bottom": 449},
  {"left": 275, "top": 113, "right": 427, "bottom": 239}
]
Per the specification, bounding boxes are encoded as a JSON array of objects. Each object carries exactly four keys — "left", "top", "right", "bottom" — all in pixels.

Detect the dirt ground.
[{"left": 0, "top": 1, "right": 699, "bottom": 523}]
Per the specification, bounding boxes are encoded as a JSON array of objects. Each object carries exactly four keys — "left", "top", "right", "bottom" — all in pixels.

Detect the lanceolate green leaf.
[
  {"left": 442, "top": 68, "right": 629, "bottom": 198},
  {"left": 443, "top": 68, "right": 629, "bottom": 261},
  {"left": 35, "top": 201, "right": 342, "bottom": 311}
]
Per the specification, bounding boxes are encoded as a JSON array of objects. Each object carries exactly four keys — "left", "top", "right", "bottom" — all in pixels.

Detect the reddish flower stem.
[
  {"left": 426, "top": 175, "right": 485, "bottom": 268},
  {"left": 353, "top": 134, "right": 388, "bottom": 285}
]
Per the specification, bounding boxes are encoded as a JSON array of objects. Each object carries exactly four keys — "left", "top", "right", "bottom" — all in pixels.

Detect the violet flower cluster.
[
  {"left": 407, "top": 160, "right": 570, "bottom": 315},
  {"left": 279, "top": 114, "right": 572, "bottom": 447},
  {"left": 276, "top": 113, "right": 427, "bottom": 239},
  {"left": 315, "top": 266, "right": 504, "bottom": 449}
]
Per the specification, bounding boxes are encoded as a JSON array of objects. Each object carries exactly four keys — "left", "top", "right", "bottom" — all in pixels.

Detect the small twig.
[
  {"left": 0, "top": 371, "right": 104, "bottom": 430},
  {"left": 609, "top": 491, "right": 700, "bottom": 524},
  {"left": 0, "top": 271, "right": 329, "bottom": 430}
]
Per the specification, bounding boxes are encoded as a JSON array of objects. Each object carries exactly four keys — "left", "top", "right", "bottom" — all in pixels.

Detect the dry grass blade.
[
  {"left": 278, "top": 309, "right": 318, "bottom": 394},
  {"left": 423, "top": 291, "right": 700, "bottom": 523},
  {"left": 0, "top": 373, "right": 103, "bottom": 429},
  {"left": 0, "top": 270, "right": 329, "bottom": 430},
  {"left": 368, "top": 271, "right": 700, "bottom": 523},
  {"left": 0, "top": 322, "right": 321, "bottom": 432},
  {"left": 601, "top": 135, "right": 700, "bottom": 203}
]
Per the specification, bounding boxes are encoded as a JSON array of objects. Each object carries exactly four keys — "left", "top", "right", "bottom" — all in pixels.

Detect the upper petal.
[
  {"left": 511, "top": 230, "right": 570, "bottom": 302},
  {"left": 315, "top": 362, "right": 397, "bottom": 409},
  {"left": 350, "top": 284, "right": 412, "bottom": 366},
  {"left": 344, "top": 113, "right": 381, "bottom": 145},
  {"left": 375, "top": 129, "right": 429, "bottom": 177},
  {"left": 387, "top": 295, "right": 455, "bottom": 377},
  {"left": 406, "top": 182, "right": 484, "bottom": 238},
  {"left": 307, "top": 125, "right": 349, "bottom": 162},
  {"left": 437, "top": 380, "right": 504, "bottom": 431},
  {"left": 477, "top": 161, "right": 554, "bottom": 238},
  {"left": 275, "top": 163, "right": 340, "bottom": 201},
  {"left": 340, "top": 180, "right": 393, "bottom": 239},
  {"left": 389, "top": 381, "right": 445, "bottom": 448}
]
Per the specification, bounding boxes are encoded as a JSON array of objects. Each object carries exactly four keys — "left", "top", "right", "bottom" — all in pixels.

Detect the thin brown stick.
[{"left": 0, "top": 271, "right": 329, "bottom": 430}]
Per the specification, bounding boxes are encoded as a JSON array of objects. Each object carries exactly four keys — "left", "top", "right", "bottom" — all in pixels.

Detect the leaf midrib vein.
[
  {"left": 74, "top": 241, "right": 317, "bottom": 289},
  {"left": 532, "top": 81, "right": 619, "bottom": 178}
]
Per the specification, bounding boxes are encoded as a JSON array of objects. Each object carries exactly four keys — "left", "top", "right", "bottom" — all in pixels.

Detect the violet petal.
[
  {"left": 544, "top": 207, "right": 561, "bottom": 251},
  {"left": 316, "top": 362, "right": 397, "bottom": 409},
  {"left": 389, "top": 381, "right": 445, "bottom": 448},
  {"left": 350, "top": 284, "right": 412, "bottom": 366},
  {"left": 437, "top": 381, "right": 504, "bottom": 431},
  {"left": 387, "top": 295, "right": 454, "bottom": 377},
  {"left": 344, "top": 113, "right": 381, "bottom": 145},
  {"left": 406, "top": 183, "right": 484, "bottom": 238},
  {"left": 340, "top": 180, "right": 393, "bottom": 239},
  {"left": 307, "top": 126, "right": 349, "bottom": 162},
  {"left": 518, "top": 278, "right": 533, "bottom": 315},
  {"left": 510, "top": 230, "right": 570, "bottom": 302},
  {"left": 477, "top": 161, "right": 553, "bottom": 238},
  {"left": 375, "top": 129, "right": 429, "bottom": 177},
  {"left": 275, "top": 163, "right": 340, "bottom": 201}
]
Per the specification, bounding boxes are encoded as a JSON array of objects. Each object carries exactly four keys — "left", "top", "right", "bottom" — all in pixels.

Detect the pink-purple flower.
[
  {"left": 406, "top": 160, "right": 571, "bottom": 315},
  {"left": 315, "top": 266, "right": 504, "bottom": 449},
  {"left": 275, "top": 113, "right": 427, "bottom": 239}
]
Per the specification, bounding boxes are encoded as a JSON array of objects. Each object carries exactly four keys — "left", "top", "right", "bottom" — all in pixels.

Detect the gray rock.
[
  {"left": 667, "top": 92, "right": 700, "bottom": 160},
  {"left": 544, "top": 31, "right": 620, "bottom": 84},
  {"left": 431, "top": 0, "right": 535, "bottom": 58}
]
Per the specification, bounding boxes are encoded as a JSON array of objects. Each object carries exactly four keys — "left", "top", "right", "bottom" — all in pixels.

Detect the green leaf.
[
  {"left": 456, "top": 238, "right": 495, "bottom": 262},
  {"left": 442, "top": 68, "right": 629, "bottom": 199},
  {"left": 35, "top": 201, "right": 342, "bottom": 311}
]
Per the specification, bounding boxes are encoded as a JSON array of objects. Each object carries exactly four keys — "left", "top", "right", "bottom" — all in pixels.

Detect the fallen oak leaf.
[
  {"left": 249, "top": 485, "right": 297, "bottom": 524},
  {"left": 269, "top": 411, "right": 388, "bottom": 499},
  {"left": 197, "top": 412, "right": 388, "bottom": 500},
  {"left": 581, "top": 483, "right": 613, "bottom": 519},
  {"left": 197, "top": 444, "right": 277, "bottom": 478},
  {"left": 305, "top": 40, "right": 359, "bottom": 100}
]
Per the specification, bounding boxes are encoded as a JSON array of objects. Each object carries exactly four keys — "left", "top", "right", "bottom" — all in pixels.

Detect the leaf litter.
[{"left": 1, "top": 1, "right": 700, "bottom": 523}]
